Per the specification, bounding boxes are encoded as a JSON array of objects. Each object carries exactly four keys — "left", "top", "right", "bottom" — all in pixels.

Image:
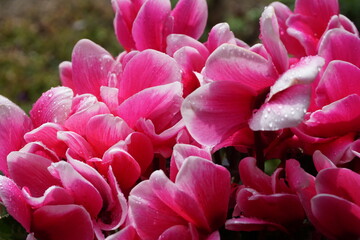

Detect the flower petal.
[
  {"left": 182, "top": 81, "right": 256, "bottom": 147},
  {"left": 204, "top": 23, "right": 238, "bottom": 53}
]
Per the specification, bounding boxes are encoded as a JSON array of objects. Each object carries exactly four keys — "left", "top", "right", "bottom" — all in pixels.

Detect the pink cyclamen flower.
[
  {"left": 286, "top": 154, "right": 360, "bottom": 239},
  {"left": 128, "top": 154, "right": 230, "bottom": 239},
  {"left": 293, "top": 29, "right": 360, "bottom": 165},
  {"left": 226, "top": 157, "right": 305, "bottom": 233},
  {"left": 112, "top": 0, "right": 208, "bottom": 52},
  {"left": 181, "top": 5, "right": 324, "bottom": 150}
]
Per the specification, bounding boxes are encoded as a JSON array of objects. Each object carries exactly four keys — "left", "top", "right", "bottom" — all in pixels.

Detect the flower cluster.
[{"left": 0, "top": 0, "right": 359, "bottom": 239}]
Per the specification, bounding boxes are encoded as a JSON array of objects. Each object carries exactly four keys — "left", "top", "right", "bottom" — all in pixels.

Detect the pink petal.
[
  {"left": 260, "top": 6, "right": 288, "bottom": 74},
  {"left": 306, "top": 94, "right": 360, "bottom": 137},
  {"left": 103, "top": 147, "right": 141, "bottom": 191},
  {"left": 316, "top": 168, "right": 360, "bottom": 206},
  {"left": 166, "top": 34, "right": 209, "bottom": 58},
  {"left": 311, "top": 194, "right": 360, "bottom": 239},
  {"left": 59, "top": 61, "right": 74, "bottom": 89},
  {"left": 19, "top": 142, "right": 60, "bottom": 163},
  {"left": 158, "top": 225, "right": 192, "bottom": 240},
  {"left": 181, "top": 80, "right": 256, "bottom": 147},
  {"left": 250, "top": 84, "right": 311, "bottom": 131},
  {"left": 204, "top": 23, "right": 238, "bottom": 53},
  {"left": 225, "top": 217, "right": 288, "bottom": 232},
  {"left": 64, "top": 94, "right": 110, "bottom": 136},
  {"left": 30, "top": 87, "right": 73, "bottom": 128},
  {"left": 175, "top": 157, "right": 231, "bottom": 231},
  {"left": 316, "top": 60, "right": 360, "bottom": 106},
  {"left": 71, "top": 39, "right": 116, "bottom": 97},
  {"left": 239, "top": 157, "right": 272, "bottom": 194},
  {"left": 294, "top": 0, "right": 339, "bottom": 24},
  {"left": 203, "top": 44, "right": 278, "bottom": 92},
  {"left": 170, "top": 143, "right": 211, "bottom": 181},
  {"left": 23, "top": 185, "right": 74, "bottom": 208},
  {"left": 325, "top": 15, "right": 359, "bottom": 36},
  {"left": 312, "top": 150, "right": 336, "bottom": 171},
  {"left": 268, "top": 55, "right": 324, "bottom": 99},
  {"left": 86, "top": 114, "right": 133, "bottom": 155},
  {"left": 129, "top": 181, "right": 187, "bottom": 240},
  {"left": 100, "top": 86, "right": 119, "bottom": 113},
  {"left": 171, "top": 0, "right": 207, "bottom": 40},
  {"left": 32, "top": 204, "right": 94, "bottom": 240},
  {"left": 24, "top": 123, "right": 67, "bottom": 159},
  {"left": 7, "top": 151, "right": 60, "bottom": 197},
  {"left": 319, "top": 29, "right": 360, "bottom": 68},
  {"left": 0, "top": 96, "right": 32, "bottom": 175},
  {"left": 150, "top": 170, "right": 210, "bottom": 231},
  {"left": 132, "top": 0, "right": 171, "bottom": 51},
  {"left": 236, "top": 188, "right": 305, "bottom": 226},
  {"left": 48, "top": 161, "right": 103, "bottom": 218},
  {"left": 119, "top": 49, "right": 181, "bottom": 101},
  {"left": 118, "top": 82, "right": 183, "bottom": 133},
  {"left": 269, "top": 2, "right": 306, "bottom": 57},
  {"left": 57, "top": 131, "right": 95, "bottom": 161},
  {"left": 0, "top": 176, "right": 31, "bottom": 232}
]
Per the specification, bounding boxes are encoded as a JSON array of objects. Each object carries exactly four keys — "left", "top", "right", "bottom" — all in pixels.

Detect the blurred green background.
[{"left": 0, "top": 0, "right": 359, "bottom": 112}]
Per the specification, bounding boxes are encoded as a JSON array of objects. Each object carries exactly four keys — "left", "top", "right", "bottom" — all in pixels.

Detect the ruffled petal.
[{"left": 205, "top": 23, "right": 238, "bottom": 53}]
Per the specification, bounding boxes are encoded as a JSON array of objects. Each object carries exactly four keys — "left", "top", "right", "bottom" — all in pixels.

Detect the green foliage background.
[{"left": 0, "top": 0, "right": 359, "bottom": 238}]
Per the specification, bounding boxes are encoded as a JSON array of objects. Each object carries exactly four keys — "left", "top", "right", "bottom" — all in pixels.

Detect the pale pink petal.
[
  {"left": 205, "top": 23, "right": 238, "bottom": 53},
  {"left": 225, "top": 217, "right": 288, "bottom": 232},
  {"left": 48, "top": 161, "right": 103, "bottom": 218},
  {"left": 167, "top": 34, "right": 209, "bottom": 58},
  {"left": 71, "top": 39, "right": 116, "bottom": 97},
  {"left": 0, "top": 96, "right": 32, "bottom": 175},
  {"left": 65, "top": 94, "right": 110, "bottom": 136},
  {"left": 250, "top": 84, "right": 311, "bottom": 131},
  {"left": 30, "top": 87, "right": 73, "bottom": 128},
  {"left": 306, "top": 94, "right": 360, "bottom": 137},
  {"left": 203, "top": 44, "right": 277, "bottom": 92},
  {"left": 57, "top": 131, "right": 95, "bottom": 161},
  {"left": 171, "top": 0, "right": 207, "bottom": 40},
  {"left": 316, "top": 61, "right": 360, "bottom": 106},
  {"left": 118, "top": 82, "right": 183, "bottom": 133},
  {"left": 59, "top": 61, "right": 74, "bottom": 89},
  {"left": 260, "top": 6, "right": 288, "bottom": 73},
  {"left": 0, "top": 176, "right": 31, "bottom": 232},
  {"left": 119, "top": 49, "right": 181, "bottom": 101},
  {"left": 26, "top": 233, "right": 37, "bottom": 240},
  {"left": 311, "top": 194, "right": 360, "bottom": 239},
  {"left": 181, "top": 81, "right": 256, "bottom": 147},
  {"left": 32, "top": 204, "right": 94, "bottom": 240},
  {"left": 100, "top": 86, "right": 120, "bottom": 113},
  {"left": 319, "top": 29, "right": 360, "bottom": 68},
  {"left": 239, "top": 157, "right": 272, "bottom": 194},
  {"left": 312, "top": 150, "right": 336, "bottom": 171},
  {"left": 86, "top": 114, "right": 133, "bottom": 155},
  {"left": 316, "top": 168, "right": 360, "bottom": 206},
  {"left": 268, "top": 55, "right": 324, "bottom": 99},
  {"left": 7, "top": 151, "right": 60, "bottom": 197},
  {"left": 170, "top": 143, "right": 211, "bottom": 181},
  {"left": 24, "top": 123, "right": 67, "bottom": 159},
  {"left": 23, "top": 186, "right": 73, "bottom": 208},
  {"left": 129, "top": 181, "right": 187, "bottom": 240},
  {"left": 175, "top": 157, "right": 231, "bottom": 231},
  {"left": 132, "top": 0, "right": 171, "bottom": 51}
]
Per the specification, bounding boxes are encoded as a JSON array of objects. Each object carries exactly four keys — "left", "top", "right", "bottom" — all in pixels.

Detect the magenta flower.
[
  {"left": 112, "top": 0, "right": 208, "bottom": 52},
  {"left": 128, "top": 153, "right": 231, "bottom": 239},
  {"left": 287, "top": 154, "right": 360, "bottom": 239},
  {"left": 226, "top": 157, "right": 305, "bottom": 233}
]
